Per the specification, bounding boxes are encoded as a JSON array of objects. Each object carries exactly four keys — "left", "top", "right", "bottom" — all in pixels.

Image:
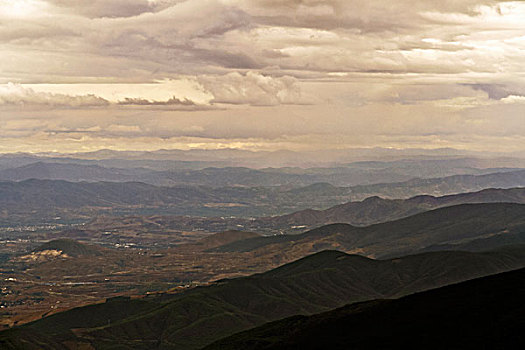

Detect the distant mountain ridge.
[
  {"left": 7, "top": 147, "right": 525, "bottom": 168},
  {"left": 0, "top": 171, "right": 524, "bottom": 221},
  {"left": 349, "top": 169, "right": 525, "bottom": 199},
  {"left": 0, "top": 158, "right": 523, "bottom": 188},
  {"left": 0, "top": 162, "right": 146, "bottom": 182},
  {"left": 0, "top": 179, "right": 216, "bottom": 210}
]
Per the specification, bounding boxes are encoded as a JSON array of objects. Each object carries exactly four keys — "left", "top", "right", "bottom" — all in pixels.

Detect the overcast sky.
[{"left": 0, "top": 0, "right": 524, "bottom": 153}]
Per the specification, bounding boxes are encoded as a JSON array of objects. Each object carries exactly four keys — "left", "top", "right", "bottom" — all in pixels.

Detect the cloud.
[
  {"left": 117, "top": 95, "right": 218, "bottom": 110},
  {"left": 0, "top": 83, "right": 109, "bottom": 107},
  {"left": 239, "top": 0, "right": 506, "bottom": 32},
  {"left": 118, "top": 96, "right": 196, "bottom": 106},
  {"left": 0, "top": 0, "right": 524, "bottom": 154},
  {"left": 467, "top": 83, "right": 525, "bottom": 100},
  {"left": 199, "top": 71, "right": 304, "bottom": 106},
  {"left": 3, "top": 0, "right": 523, "bottom": 81},
  {"left": 46, "top": 0, "right": 158, "bottom": 18},
  {"left": 0, "top": 82, "right": 220, "bottom": 111}
]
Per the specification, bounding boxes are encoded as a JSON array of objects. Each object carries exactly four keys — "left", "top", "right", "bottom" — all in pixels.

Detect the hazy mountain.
[
  {"left": 142, "top": 161, "right": 520, "bottom": 187},
  {"left": 206, "top": 266, "right": 525, "bottom": 350},
  {"left": 342, "top": 157, "right": 525, "bottom": 177},
  {"left": 141, "top": 166, "right": 329, "bottom": 187},
  {"left": 30, "top": 187, "right": 522, "bottom": 242},
  {"left": 282, "top": 169, "right": 525, "bottom": 206},
  {"left": 44, "top": 148, "right": 525, "bottom": 168},
  {"left": 1, "top": 173, "right": 525, "bottom": 225},
  {"left": 140, "top": 167, "right": 412, "bottom": 187},
  {"left": 351, "top": 169, "right": 525, "bottom": 198},
  {"left": 215, "top": 203, "right": 525, "bottom": 258},
  {"left": 1, "top": 246, "right": 524, "bottom": 349},
  {"left": 0, "top": 158, "right": 522, "bottom": 187},
  {"left": 0, "top": 154, "right": 226, "bottom": 172},
  {"left": 255, "top": 187, "right": 525, "bottom": 229},
  {"left": 0, "top": 179, "right": 216, "bottom": 211},
  {"left": 0, "top": 162, "right": 147, "bottom": 182}
]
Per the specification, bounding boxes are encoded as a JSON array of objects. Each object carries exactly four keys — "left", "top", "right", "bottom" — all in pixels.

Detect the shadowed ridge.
[
  {"left": 212, "top": 223, "right": 357, "bottom": 253},
  {"left": 213, "top": 203, "right": 525, "bottom": 256},
  {"left": 2, "top": 246, "right": 525, "bottom": 349},
  {"left": 261, "top": 250, "right": 372, "bottom": 278},
  {"left": 303, "top": 223, "right": 356, "bottom": 236},
  {"left": 204, "top": 267, "right": 525, "bottom": 350},
  {"left": 197, "top": 230, "right": 261, "bottom": 249}
]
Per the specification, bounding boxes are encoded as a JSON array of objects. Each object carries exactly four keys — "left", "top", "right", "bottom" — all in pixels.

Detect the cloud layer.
[
  {"left": 0, "top": 0, "right": 524, "bottom": 153},
  {"left": 0, "top": 83, "right": 109, "bottom": 107}
]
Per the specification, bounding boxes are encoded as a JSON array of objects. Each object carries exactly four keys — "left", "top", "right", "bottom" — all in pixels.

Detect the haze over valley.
[{"left": 1, "top": 151, "right": 525, "bottom": 340}]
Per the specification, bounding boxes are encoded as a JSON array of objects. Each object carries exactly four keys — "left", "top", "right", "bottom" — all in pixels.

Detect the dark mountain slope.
[
  {"left": 1, "top": 247, "right": 525, "bottom": 349},
  {"left": 420, "top": 230, "right": 525, "bottom": 253},
  {"left": 216, "top": 203, "right": 525, "bottom": 258},
  {"left": 212, "top": 223, "right": 357, "bottom": 253},
  {"left": 0, "top": 297, "right": 161, "bottom": 350},
  {"left": 206, "top": 267, "right": 525, "bottom": 350},
  {"left": 196, "top": 230, "right": 261, "bottom": 249}
]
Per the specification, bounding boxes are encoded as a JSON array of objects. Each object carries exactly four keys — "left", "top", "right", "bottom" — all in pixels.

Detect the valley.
[
  {"left": 2, "top": 200, "right": 525, "bottom": 331},
  {"left": 0, "top": 153, "right": 524, "bottom": 348}
]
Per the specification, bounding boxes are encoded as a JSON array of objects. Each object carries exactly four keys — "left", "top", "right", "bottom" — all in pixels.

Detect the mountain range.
[
  {"left": 254, "top": 186, "right": 525, "bottom": 229},
  {"left": 4, "top": 148, "right": 525, "bottom": 169},
  {"left": 1, "top": 170, "right": 524, "bottom": 222},
  {"left": 1, "top": 246, "right": 524, "bottom": 349},
  {"left": 214, "top": 203, "right": 525, "bottom": 258},
  {"left": 0, "top": 157, "right": 523, "bottom": 187}
]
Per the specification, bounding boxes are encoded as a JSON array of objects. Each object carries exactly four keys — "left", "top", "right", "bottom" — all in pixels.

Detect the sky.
[{"left": 0, "top": 0, "right": 524, "bottom": 154}]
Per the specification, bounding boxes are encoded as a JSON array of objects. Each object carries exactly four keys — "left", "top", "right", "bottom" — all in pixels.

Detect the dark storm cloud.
[{"left": 468, "top": 84, "right": 525, "bottom": 100}]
